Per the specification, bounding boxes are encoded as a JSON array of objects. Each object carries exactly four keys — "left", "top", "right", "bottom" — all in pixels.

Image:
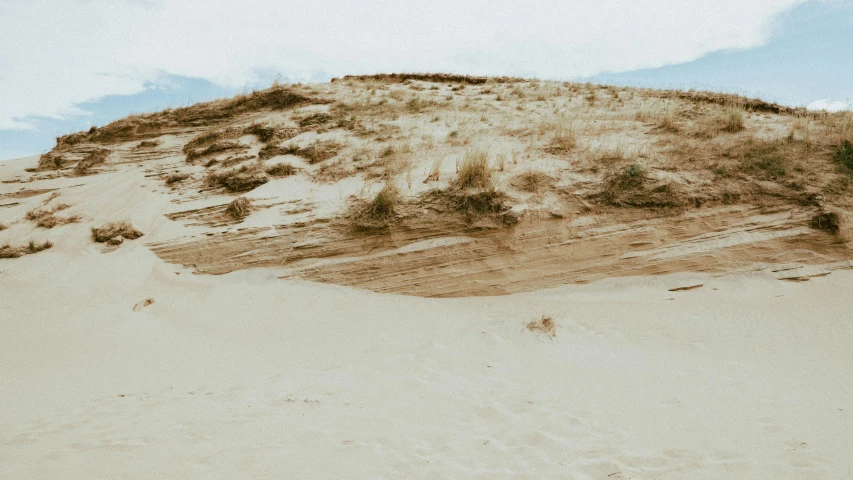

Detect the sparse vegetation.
[
  {"left": 811, "top": 211, "right": 841, "bottom": 234},
  {"left": 225, "top": 197, "right": 252, "bottom": 219},
  {"left": 723, "top": 103, "right": 745, "bottom": 133},
  {"left": 526, "top": 315, "right": 557, "bottom": 336},
  {"left": 0, "top": 240, "right": 53, "bottom": 259},
  {"left": 513, "top": 171, "right": 554, "bottom": 193},
  {"left": 266, "top": 163, "right": 296, "bottom": 177},
  {"left": 73, "top": 149, "right": 111, "bottom": 174},
  {"left": 456, "top": 149, "right": 493, "bottom": 189},
  {"left": 833, "top": 140, "right": 853, "bottom": 175},
  {"left": 25, "top": 203, "right": 80, "bottom": 229},
  {"left": 91, "top": 222, "right": 144, "bottom": 243},
  {"left": 205, "top": 165, "right": 269, "bottom": 192},
  {"left": 165, "top": 173, "right": 190, "bottom": 185}
]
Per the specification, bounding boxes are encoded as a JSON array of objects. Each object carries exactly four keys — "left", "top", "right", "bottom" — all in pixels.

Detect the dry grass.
[
  {"left": 0, "top": 240, "right": 53, "bottom": 259},
  {"left": 512, "top": 171, "right": 554, "bottom": 193},
  {"left": 544, "top": 115, "right": 576, "bottom": 154},
  {"left": 185, "top": 141, "right": 249, "bottom": 163},
  {"left": 165, "top": 173, "right": 190, "bottom": 185},
  {"left": 135, "top": 140, "right": 159, "bottom": 149},
  {"left": 811, "top": 211, "right": 842, "bottom": 234},
  {"left": 351, "top": 182, "right": 400, "bottom": 230},
  {"left": 526, "top": 315, "right": 557, "bottom": 336},
  {"left": 26, "top": 203, "right": 80, "bottom": 228},
  {"left": 296, "top": 140, "right": 343, "bottom": 164},
  {"left": 265, "top": 163, "right": 296, "bottom": 177},
  {"left": 455, "top": 149, "right": 493, "bottom": 189},
  {"left": 91, "top": 222, "right": 144, "bottom": 243},
  {"left": 73, "top": 149, "right": 111, "bottom": 174},
  {"left": 723, "top": 103, "right": 746, "bottom": 133},
  {"left": 225, "top": 197, "right": 252, "bottom": 219},
  {"left": 205, "top": 164, "right": 269, "bottom": 192},
  {"left": 659, "top": 101, "right": 679, "bottom": 132}
]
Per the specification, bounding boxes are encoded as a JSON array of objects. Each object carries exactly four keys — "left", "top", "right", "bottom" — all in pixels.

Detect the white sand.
[{"left": 1, "top": 147, "right": 852, "bottom": 479}]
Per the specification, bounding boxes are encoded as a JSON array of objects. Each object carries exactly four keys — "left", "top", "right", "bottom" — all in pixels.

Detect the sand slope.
[{"left": 0, "top": 153, "right": 851, "bottom": 477}]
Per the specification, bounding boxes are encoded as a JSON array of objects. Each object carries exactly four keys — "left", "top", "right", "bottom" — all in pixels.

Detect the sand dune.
[{"left": 2, "top": 76, "right": 853, "bottom": 478}]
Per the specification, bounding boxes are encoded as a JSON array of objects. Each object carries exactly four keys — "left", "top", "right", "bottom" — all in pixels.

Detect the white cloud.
[
  {"left": 807, "top": 99, "right": 849, "bottom": 112},
  {"left": 0, "top": 0, "right": 805, "bottom": 129}
]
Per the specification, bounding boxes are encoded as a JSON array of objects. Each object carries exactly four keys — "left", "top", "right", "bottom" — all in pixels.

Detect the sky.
[{"left": 1, "top": 0, "right": 850, "bottom": 160}]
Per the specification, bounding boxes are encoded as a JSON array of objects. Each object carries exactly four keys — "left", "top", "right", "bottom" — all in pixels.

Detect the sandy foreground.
[{"left": 1, "top": 162, "right": 851, "bottom": 479}]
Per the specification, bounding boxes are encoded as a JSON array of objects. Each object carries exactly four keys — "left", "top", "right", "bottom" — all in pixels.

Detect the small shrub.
[
  {"left": 810, "top": 211, "right": 841, "bottom": 234},
  {"left": 205, "top": 165, "right": 269, "bottom": 192},
  {"left": 225, "top": 197, "right": 252, "bottom": 219},
  {"left": 91, "top": 222, "right": 143, "bottom": 243},
  {"left": 365, "top": 183, "right": 399, "bottom": 219},
  {"left": 266, "top": 163, "right": 296, "bottom": 177},
  {"left": 0, "top": 223, "right": 6, "bottom": 231}
]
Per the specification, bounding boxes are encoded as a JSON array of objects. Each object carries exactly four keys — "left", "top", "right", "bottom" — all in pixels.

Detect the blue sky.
[{"left": 1, "top": 0, "right": 850, "bottom": 161}]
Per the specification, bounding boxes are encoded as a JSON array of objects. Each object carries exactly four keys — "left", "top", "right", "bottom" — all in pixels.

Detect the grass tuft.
[
  {"left": 456, "top": 149, "right": 493, "bottom": 189},
  {"left": 225, "top": 197, "right": 252, "bottom": 219},
  {"left": 91, "top": 222, "right": 144, "bottom": 243}
]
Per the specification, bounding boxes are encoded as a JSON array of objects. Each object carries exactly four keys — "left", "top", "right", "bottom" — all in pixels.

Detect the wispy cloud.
[{"left": 0, "top": 0, "right": 804, "bottom": 130}]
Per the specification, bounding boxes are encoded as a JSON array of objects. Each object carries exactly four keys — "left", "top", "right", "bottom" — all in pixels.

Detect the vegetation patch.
[
  {"left": 91, "top": 222, "right": 144, "bottom": 243},
  {"left": 165, "top": 173, "right": 190, "bottom": 185},
  {"left": 73, "top": 149, "right": 111, "bottom": 175},
  {"left": 810, "top": 211, "right": 841, "bottom": 234},
  {"left": 832, "top": 140, "right": 853, "bottom": 175},
  {"left": 512, "top": 171, "right": 554, "bottom": 193},
  {"left": 26, "top": 203, "right": 80, "bottom": 228},
  {"left": 225, "top": 197, "right": 252, "bottom": 219},
  {"left": 455, "top": 149, "right": 493, "bottom": 189},
  {"left": 0, "top": 240, "right": 53, "bottom": 259},
  {"left": 351, "top": 183, "right": 399, "bottom": 230},
  {"left": 265, "top": 163, "right": 296, "bottom": 177},
  {"left": 526, "top": 315, "right": 557, "bottom": 337},
  {"left": 596, "top": 163, "right": 684, "bottom": 208},
  {"left": 204, "top": 165, "right": 269, "bottom": 192}
]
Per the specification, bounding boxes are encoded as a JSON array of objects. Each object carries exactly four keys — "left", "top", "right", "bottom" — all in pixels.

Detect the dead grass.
[
  {"left": 456, "top": 149, "right": 493, "bottom": 189},
  {"left": 0, "top": 240, "right": 53, "bottom": 259},
  {"left": 205, "top": 164, "right": 269, "bottom": 192},
  {"left": 73, "top": 149, "right": 111, "bottom": 174},
  {"left": 91, "top": 222, "right": 144, "bottom": 243},
  {"left": 294, "top": 140, "right": 343, "bottom": 164},
  {"left": 526, "top": 315, "right": 557, "bottom": 336},
  {"left": 512, "top": 171, "right": 554, "bottom": 193},
  {"left": 26, "top": 203, "right": 80, "bottom": 228},
  {"left": 265, "top": 163, "right": 296, "bottom": 177},
  {"left": 810, "top": 211, "right": 841, "bottom": 234},
  {"left": 596, "top": 163, "right": 684, "bottom": 208},
  {"left": 135, "top": 140, "right": 160, "bottom": 149},
  {"left": 185, "top": 141, "right": 249, "bottom": 163},
  {"left": 351, "top": 182, "right": 399, "bottom": 230},
  {"left": 225, "top": 197, "right": 252, "bottom": 219},
  {"left": 723, "top": 103, "right": 746, "bottom": 133},
  {"left": 165, "top": 173, "right": 190, "bottom": 185}
]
